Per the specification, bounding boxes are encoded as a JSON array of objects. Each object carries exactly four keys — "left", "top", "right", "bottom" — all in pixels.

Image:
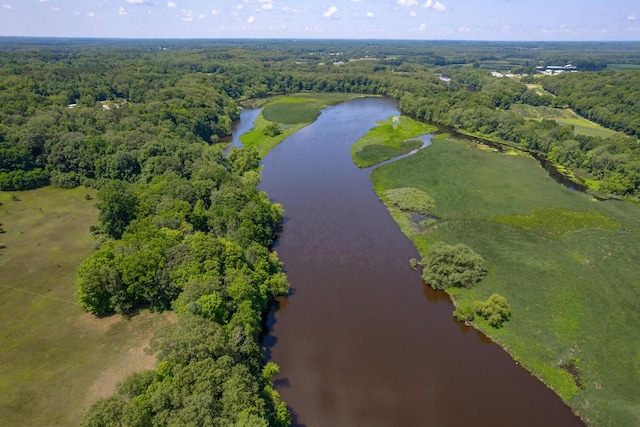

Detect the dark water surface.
[
  {"left": 224, "top": 107, "right": 262, "bottom": 156},
  {"left": 257, "top": 98, "right": 584, "bottom": 427}
]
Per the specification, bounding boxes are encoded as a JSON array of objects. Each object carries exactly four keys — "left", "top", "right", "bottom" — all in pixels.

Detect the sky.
[{"left": 0, "top": 0, "right": 638, "bottom": 41}]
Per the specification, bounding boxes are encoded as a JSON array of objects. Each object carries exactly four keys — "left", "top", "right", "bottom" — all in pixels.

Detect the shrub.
[
  {"left": 421, "top": 242, "right": 487, "bottom": 290},
  {"left": 474, "top": 294, "right": 511, "bottom": 327},
  {"left": 262, "top": 122, "right": 282, "bottom": 137},
  {"left": 385, "top": 187, "right": 435, "bottom": 215},
  {"left": 453, "top": 304, "right": 475, "bottom": 322}
]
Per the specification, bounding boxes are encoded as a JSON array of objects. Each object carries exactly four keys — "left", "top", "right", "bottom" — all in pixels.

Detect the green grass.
[
  {"left": 371, "top": 138, "right": 640, "bottom": 426},
  {"left": 351, "top": 116, "right": 436, "bottom": 167},
  {"left": 0, "top": 187, "right": 171, "bottom": 426},
  {"left": 262, "top": 101, "right": 321, "bottom": 124},
  {"left": 509, "top": 104, "right": 616, "bottom": 138},
  {"left": 240, "top": 114, "right": 309, "bottom": 158},
  {"left": 240, "top": 93, "right": 367, "bottom": 158}
]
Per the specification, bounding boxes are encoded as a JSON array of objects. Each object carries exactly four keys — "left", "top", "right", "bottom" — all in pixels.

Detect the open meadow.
[
  {"left": 370, "top": 137, "right": 640, "bottom": 426},
  {"left": 0, "top": 187, "right": 171, "bottom": 426}
]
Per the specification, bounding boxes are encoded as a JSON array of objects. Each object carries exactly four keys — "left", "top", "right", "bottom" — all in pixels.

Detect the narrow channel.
[{"left": 255, "top": 97, "right": 583, "bottom": 426}]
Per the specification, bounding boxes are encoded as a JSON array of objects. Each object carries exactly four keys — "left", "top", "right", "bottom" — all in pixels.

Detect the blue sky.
[{"left": 0, "top": 0, "right": 638, "bottom": 40}]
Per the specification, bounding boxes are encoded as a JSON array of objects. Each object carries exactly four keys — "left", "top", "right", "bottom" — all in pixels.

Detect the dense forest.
[
  {"left": 1, "top": 39, "right": 640, "bottom": 196},
  {"left": 1, "top": 38, "right": 640, "bottom": 425}
]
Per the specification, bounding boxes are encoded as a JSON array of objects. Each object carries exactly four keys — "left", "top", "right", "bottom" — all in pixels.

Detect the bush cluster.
[
  {"left": 385, "top": 187, "right": 435, "bottom": 215},
  {"left": 421, "top": 242, "right": 487, "bottom": 290}
]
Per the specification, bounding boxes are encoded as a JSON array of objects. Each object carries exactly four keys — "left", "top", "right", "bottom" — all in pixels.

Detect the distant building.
[{"left": 536, "top": 64, "right": 578, "bottom": 75}]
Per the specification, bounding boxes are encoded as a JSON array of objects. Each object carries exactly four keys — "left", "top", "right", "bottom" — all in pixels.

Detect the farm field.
[
  {"left": 0, "top": 187, "right": 171, "bottom": 426},
  {"left": 509, "top": 104, "right": 616, "bottom": 138},
  {"left": 370, "top": 137, "right": 640, "bottom": 426}
]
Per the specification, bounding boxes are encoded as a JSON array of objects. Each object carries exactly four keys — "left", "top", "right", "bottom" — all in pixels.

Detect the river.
[{"left": 251, "top": 97, "right": 584, "bottom": 426}]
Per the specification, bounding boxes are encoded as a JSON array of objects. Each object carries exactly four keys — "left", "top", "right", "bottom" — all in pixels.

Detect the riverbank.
[{"left": 370, "top": 135, "right": 640, "bottom": 426}]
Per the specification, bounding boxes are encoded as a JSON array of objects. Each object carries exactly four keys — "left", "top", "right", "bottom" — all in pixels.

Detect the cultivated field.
[
  {"left": 370, "top": 137, "right": 640, "bottom": 426},
  {"left": 0, "top": 187, "right": 171, "bottom": 426}
]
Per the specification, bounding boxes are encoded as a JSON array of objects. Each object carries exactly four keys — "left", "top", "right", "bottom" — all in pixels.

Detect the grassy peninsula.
[{"left": 368, "top": 134, "right": 640, "bottom": 426}]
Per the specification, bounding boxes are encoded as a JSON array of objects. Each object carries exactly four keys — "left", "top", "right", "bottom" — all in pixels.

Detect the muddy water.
[{"left": 257, "top": 98, "right": 584, "bottom": 427}]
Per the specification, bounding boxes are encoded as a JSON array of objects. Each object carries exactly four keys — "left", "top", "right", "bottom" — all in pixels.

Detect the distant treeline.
[{"left": 2, "top": 40, "right": 639, "bottom": 195}]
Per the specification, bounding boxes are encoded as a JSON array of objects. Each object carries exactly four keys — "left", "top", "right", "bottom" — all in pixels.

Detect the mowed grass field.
[
  {"left": 371, "top": 138, "right": 640, "bottom": 426},
  {"left": 351, "top": 116, "right": 436, "bottom": 167},
  {"left": 0, "top": 187, "right": 171, "bottom": 426},
  {"left": 509, "top": 104, "right": 616, "bottom": 138},
  {"left": 241, "top": 93, "right": 367, "bottom": 157}
]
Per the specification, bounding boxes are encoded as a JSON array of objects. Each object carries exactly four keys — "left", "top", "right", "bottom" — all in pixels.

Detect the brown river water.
[{"left": 249, "top": 97, "right": 584, "bottom": 427}]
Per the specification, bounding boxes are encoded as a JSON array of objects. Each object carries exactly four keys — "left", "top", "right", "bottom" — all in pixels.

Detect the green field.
[
  {"left": 509, "top": 104, "right": 616, "bottom": 138},
  {"left": 240, "top": 93, "right": 366, "bottom": 157},
  {"left": 0, "top": 187, "right": 171, "bottom": 426},
  {"left": 351, "top": 116, "right": 436, "bottom": 167},
  {"left": 370, "top": 138, "right": 640, "bottom": 426}
]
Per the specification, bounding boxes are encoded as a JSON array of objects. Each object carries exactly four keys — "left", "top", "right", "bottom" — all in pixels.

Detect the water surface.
[{"left": 256, "top": 97, "right": 583, "bottom": 427}]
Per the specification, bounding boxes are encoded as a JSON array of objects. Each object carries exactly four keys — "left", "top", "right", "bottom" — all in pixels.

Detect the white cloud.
[
  {"left": 628, "top": 15, "right": 637, "bottom": 21},
  {"left": 211, "top": 9, "right": 219, "bottom": 15},
  {"left": 247, "top": 16, "right": 255, "bottom": 23},
  {"left": 410, "top": 10, "right": 417, "bottom": 17},
  {"left": 398, "top": 0, "right": 419, "bottom": 6},
  {"left": 118, "top": 7, "right": 128, "bottom": 15},
  {"left": 180, "top": 9, "right": 193, "bottom": 21},
  {"left": 126, "top": 0, "right": 153, "bottom": 5},
  {"left": 366, "top": 11, "right": 374, "bottom": 18},
  {"left": 2, "top": 4, "right": 14, "bottom": 10},
  {"left": 86, "top": 11, "right": 96, "bottom": 17},
  {"left": 423, "top": 0, "right": 445, "bottom": 11},
  {"left": 167, "top": 2, "right": 176, "bottom": 8},
  {"left": 419, "top": 23, "right": 426, "bottom": 31},
  {"left": 39, "top": 0, "right": 48, "bottom": 3},
  {"left": 262, "top": 3, "right": 273, "bottom": 10},
  {"left": 458, "top": 27, "right": 471, "bottom": 32},
  {"left": 323, "top": 6, "right": 337, "bottom": 18}
]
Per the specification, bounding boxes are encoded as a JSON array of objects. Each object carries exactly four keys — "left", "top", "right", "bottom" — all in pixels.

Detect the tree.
[
  {"left": 262, "top": 122, "right": 282, "bottom": 137},
  {"left": 97, "top": 180, "right": 138, "bottom": 239},
  {"left": 474, "top": 294, "right": 511, "bottom": 327},
  {"left": 421, "top": 242, "right": 487, "bottom": 290}
]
